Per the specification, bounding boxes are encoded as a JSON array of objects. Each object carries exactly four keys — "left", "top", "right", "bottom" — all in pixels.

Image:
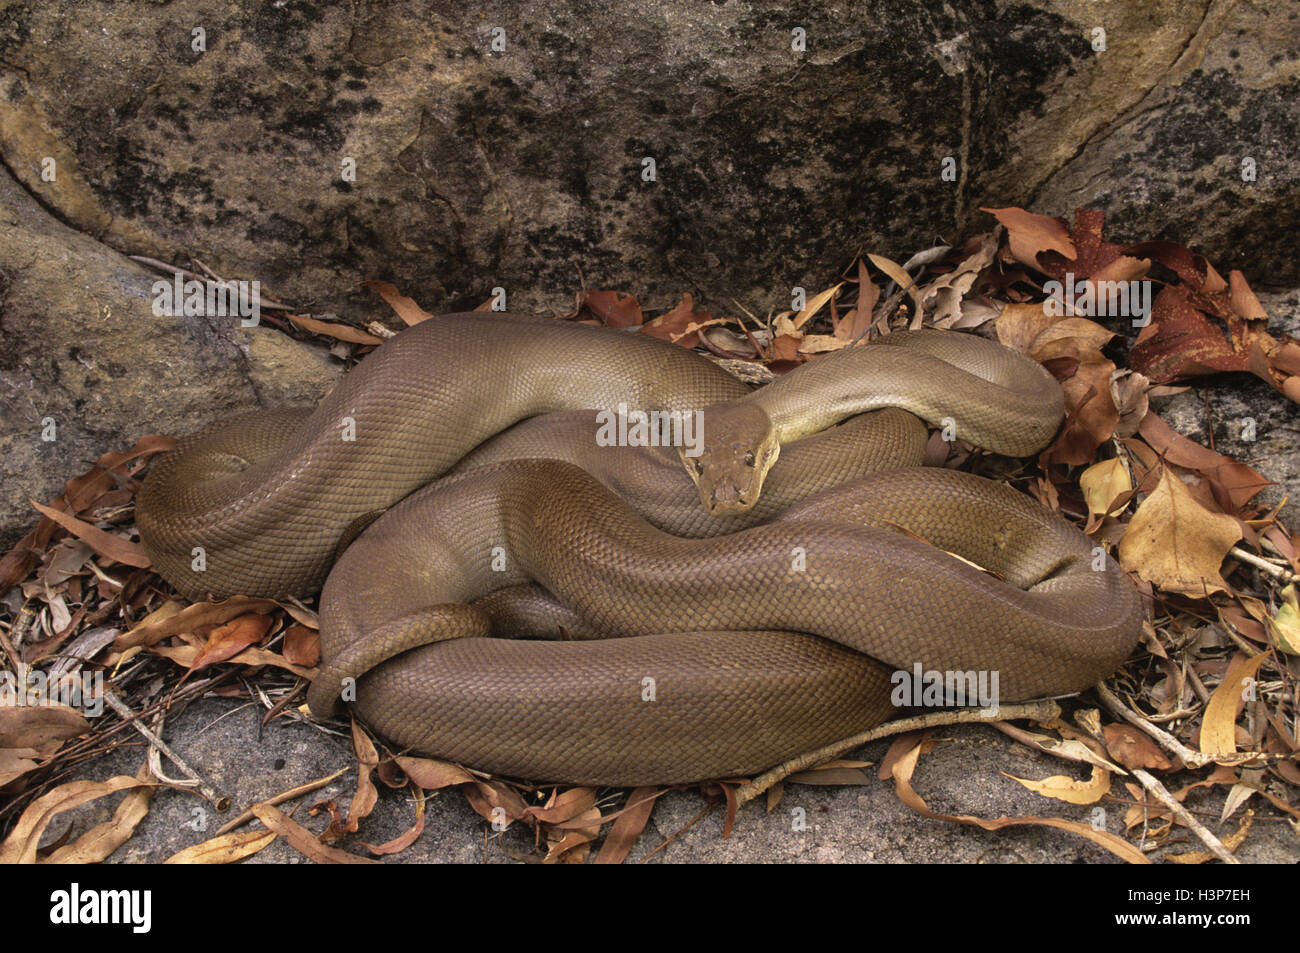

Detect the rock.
[
  {"left": 0, "top": 0, "right": 1296, "bottom": 330},
  {"left": 0, "top": 166, "right": 340, "bottom": 550}
]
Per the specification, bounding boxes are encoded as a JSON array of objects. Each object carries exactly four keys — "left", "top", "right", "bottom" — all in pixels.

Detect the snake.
[{"left": 136, "top": 312, "right": 1142, "bottom": 786}]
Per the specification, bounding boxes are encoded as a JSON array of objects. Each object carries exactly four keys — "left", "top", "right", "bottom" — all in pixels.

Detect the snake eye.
[
  {"left": 694, "top": 460, "right": 704, "bottom": 474},
  {"left": 744, "top": 451, "right": 756, "bottom": 467}
]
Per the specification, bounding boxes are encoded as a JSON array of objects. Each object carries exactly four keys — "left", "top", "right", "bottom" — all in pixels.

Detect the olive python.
[{"left": 136, "top": 312, "right": 1142, "bottom": 785}]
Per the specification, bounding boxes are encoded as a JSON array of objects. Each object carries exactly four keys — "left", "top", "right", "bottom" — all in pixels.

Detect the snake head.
[{"left": 680, "top": 404, "right": 781, "bottom": 514}]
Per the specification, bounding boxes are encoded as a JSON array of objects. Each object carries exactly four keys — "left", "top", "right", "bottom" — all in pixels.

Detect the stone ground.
[{"left": 37, "top": 692, "right": 1298, "bottom": 864}]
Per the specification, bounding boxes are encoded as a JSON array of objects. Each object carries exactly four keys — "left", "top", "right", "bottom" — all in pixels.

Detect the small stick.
[
  {"left": 736, "top": 701, "right": 1061, "bottom": 805},
  {"left": 1131, "top": 768, "right": 1239, "bottom": 864},
  {"left": 103, "top": 689, "right": 230, "bottom": 811},
  {"left": 1228, "top": 546, "right": 1295, "bottom": 582},
  {"left": 213, "top": 767, "right": 348, "bottom": 836},
  {"left": 1094, "top": 682, "right": 1270, "bottom": 769}
]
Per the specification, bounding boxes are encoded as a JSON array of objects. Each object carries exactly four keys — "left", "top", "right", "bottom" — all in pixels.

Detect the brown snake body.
[{"left": 136, "top": 312, "right": 1142, "bottom": 785}]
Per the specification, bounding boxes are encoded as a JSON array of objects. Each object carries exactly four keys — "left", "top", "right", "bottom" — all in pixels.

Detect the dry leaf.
[
  {"left": 792, "top": 283, "right": 843, "bottom": 330},
  {"left": 1199, "top": 653, "right": 1268, "bottom": 756},
  {"left": 288, "top": 313, "right": 386, "bottom": 345},
  {"left": 164, "top": 829, "right": 277, "bottom": 864},
  {"left": 981, "top": 206, "right": 1077, "bottom": 269},
  {"left": 640, "top": 293, "right": 708, "bottom": 347},
  {"left": 0, "top": 776, "right": 151, "bottom": 864},
  {"left": 250, "top": 803, "right": 379, "bottom": 864},
  {"left": 1006, "top": 765, "right": 1111, "bottom": 805},
  {"left": 1118, "top": 468, "right": 1242, "bottom": 596},
  {"left": 27, "top": 500, "right": 150, "bottom": 568},
  {"left": 867, "top": 254, "right": 924, "bottom": 318},
  {"left": 1271, "top": 585, "right": 1300, "bottom": 655},
  {"left": 1079, "top": 458, "right": 1133, "bottom": 521},
  {"left": 190, "top": 613, "right": 274, "bottom": 674},
  {"left": 358, "top": 788, "right": 426, "bottom": 857},
  {"left": 396, "top": 756, "right": 476, "bottom": 790},
  {"left": 361, "top": 279, "right": 434, "bottom": 326},
  {"left": 116, "top": 597, "right": 280, "bottom": 651},
  {"left": 42, "top": 764, "right": 154, "bottom": 863},
  {"left": 1102, "top": 724, "right": 1174, "bottom": 771},
  {"left": 890, "top": 738, "right": 1147, "bottom": 863},
  {"left": 594, "top": 787, "right": 659, "bottom": 865},
  {"left": 0, "top": 705, "right": 89, "bottom": 749},
  {"left": 282, "top": 624, "right": 321, "bottom": 667},
  {"left": 580, "top": 290, "right": 642, "bottom": 329}
]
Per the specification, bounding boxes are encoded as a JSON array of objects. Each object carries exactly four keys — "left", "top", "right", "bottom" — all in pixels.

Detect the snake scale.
[{"left": 137, "top": 312, "right": 1142, "bottom": 785}]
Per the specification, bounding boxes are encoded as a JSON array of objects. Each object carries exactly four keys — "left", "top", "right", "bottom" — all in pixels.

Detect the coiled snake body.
[{"left": 137, "top": 313, "right": 1142, "bottom": 785}]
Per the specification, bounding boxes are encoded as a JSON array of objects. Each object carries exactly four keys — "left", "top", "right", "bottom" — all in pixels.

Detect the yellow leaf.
[
  {"left": 164, "top": 829, "right": 277, "bottom": 864},
  {"left": 1079, "top": 458, "right": 1132, "bottom": 519},
  {"left": 1006, "top": 765, "right": 1111, "bottom": 804},
  {"left": 792, "top": 283, "right": 843, "bottom": 330},
  {"left": 1270, "top": 585, "right": 1300, "bottom": 655},
  {"left": 1199, "top": 652, "right": 1268, "bottom": 756},
  {"left": 1118, "top": 468, "right": 1242, "bottom": 596}
]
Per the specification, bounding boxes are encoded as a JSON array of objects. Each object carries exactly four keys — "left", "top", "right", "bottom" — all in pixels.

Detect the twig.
[
  {"left": 213, "top": 767, "right": 348, "bottom": 837},
  {"left": 1094, "top": 681, "right": 1268, "bottom": 769},
  {"left": 103, "top": 688, "right": 230, "bottom": 811},
  {"left": 1131, "top": 768, "right": 1239, "bottom": 864},
  {"left": 736, "top": 701, "right": 1062, "bottom": 805},
  {"left": 1228, "top": 546, "right": 1295, "bottom": 582}
]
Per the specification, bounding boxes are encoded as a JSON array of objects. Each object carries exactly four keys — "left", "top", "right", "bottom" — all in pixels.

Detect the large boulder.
[
  {"left": 0, "top": 0, "right": 1295, "bottom": 329},
  {"left": 0, "top": 166, "right": 339, "bottom": 549}
]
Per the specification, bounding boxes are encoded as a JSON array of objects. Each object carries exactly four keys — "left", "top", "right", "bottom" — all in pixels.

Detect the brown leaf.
[
  {"left": 981, "top": 207, "right": 1077, "bottom": 270},
  {"left": 1079, "top": 458, "right": 1133, "bottom": 523},
  {"left": 1200, "top": 652, "right": 1269, "bottom": 756},
  {"left": 1137, "top": 413, "right": 1271, "bottom": 509},
  {"left": 1118, "top": 468, "right": 1243, "bottom": 596},
  {"left": 115, "top": 597, "right": 280, "bottom": 651},
  {"left": 1124, "top": 241, "right": 1209, "bottom": 288},
  {"left": 1, "top": 436, "right": 173, "bottom": 590},
  {"left": 0, "top": 749, "right": 39, "bottom": 787},
  {"left": 792, "top": 283, "right": 843, "bottom": 330},
  {"left": 395, "top": 756, "right": 476, "bottom": 790},
  {"left": 526, "top": 787, "right": 599, "bottom": 826},
  {"left": 1029, "top": 319, "right": 1121, "bottom": 465},
  {"left": 866, "top": 254, "right": 924, "bottom": 320},
  {"left": 890, "top": 738, "right": 1148, "bottom": 863},
  {"left": 282, "top": 624, "right": 320, "bottom": 667},
  {"left": 1006, "top": 765, "right": 1111, "bottom": 805},
  {"left": 164, "top": 829, "right": 277, "bottom": 864},
  {"left": 0, "top": 705, "right": 89, "bottom": 749},
  {"left": 1130, "top": 284, "right": 1275, "bottom": 385},
  {"left": 190, "top": 613, "right": 274, "bottom": 674},
  {"left": 249, "top": 803, "right": 379, "bottom": 864},
  {"left": 1102, "top": 724, "right": 1174, "bottom": 771},
  {"left": 834, "top": 257, "right": 878, "bottom": 341},
  {"left": 1228, "top": 270, "right": 1268, "bottom": 320},
  {"left": 361, "top": 279, "right": 434, "bottom": 326},
  {"left": 580, "top": 290, "right": 642, "bottom": 329},
  {"left": 594, "top": 787, "right": 659, "bottom": 865},
  {"left": 358, "top": 788, "right": 426, "bottom": 857},
  {"left": 42, "top": 763, "right": 154, "bottom": 863},
  {"left": 0, "top": 775, "right": 151, "bottom": 864},
  {"left": 289, "top": 313, "right": 386, "bottom": 345},
  {"left": 28, "top": 499, "right": 150, "bottom": 568},
  {"left": 640, "top": 293, "right": 707, "bottom": 347},
  {"left": 1037, "top": 209, "right": 1124, "bottom": 280},
  {"left": 995, "top": 301, "right": 1059, "bottom": 354}
]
